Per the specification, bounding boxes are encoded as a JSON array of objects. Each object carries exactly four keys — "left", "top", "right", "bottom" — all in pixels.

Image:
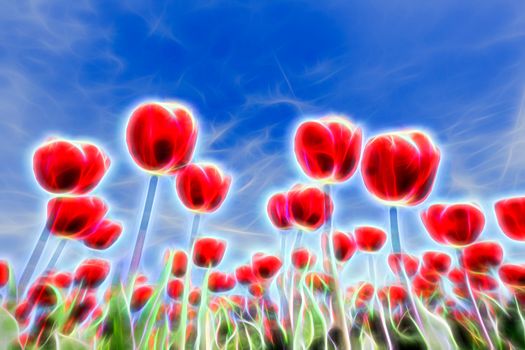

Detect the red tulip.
[
  {"left": 462, "top": 241, "right": 504, "bottom": 273},
  {"left": 172, "top": 250, "right": 188, "bottom": 277},
  {"left": 288, "top": 184, "right": 333, "bottom": 231},
  {"left": 495, "top": 197, "right": 525, "bottom": 241},
  {"left": 419, "top": 265, "right": 441, "bottom": 283},
  {"left": 27, "top": 282, "right": 57, "bottom": 307},
  {"left": 74, "top": 259, "right": 110, "bottom": 288},
  {"left": 47, "top": 196, "right": 108, "bottom": 239},
  {"left": 14, "top": 301, "right": 32, "bottom": 324},
  {"left": 193, "top": 237, "right": 226, "bottom": 268},
  {"left": 126, "top": 102, "right": 197, "bottom": 174},
  {"left": 33, "top": 139, "right": 110, "bottom": 194},
  {"left": 468, "top": 273, "right": 498, "bottom": 291},
  {"left": 0, "top": 260, "right": 9, "bottom": 288},
  {"left": 333, "top": 231, "right": 357, "bottom": 262},
  {"left": 499, "top": 264, "right": 525, "bottom": 289},
  {"left": 355, "top": 226, "right": 387, "bottom": 252},
  {"left": 208, "top": 272, "right": 236, "bottom": 293},
  {"left": 248, "top": 283, "right": 265, "bottom": 298},
  {"left": 305, "top": 272, "right": 334, "bottom": 293},
  {"left": 448, "top": 267, "right": 466, "bottom": 285},
  {"left": 412, "top": 275, "right": 439, "bottom": 299},
  {"left": 167, "top": 279, "right": 184, "bottom": 299},
  {"left": 378, "top": 284, "right": 407, "bottom": 306},
  {"left": 83, "top": 219, "right": 122, "bottom": 250},
  {"left": 66, "top": 293, "right": 97, "bottom": 326},
  {"left": 252, "top": 253, "right": 282, "bottom": 280},
  {"left": 235, "top": 265, "right": 256, "bottom": 285},
  {"left": 294, "top": 116, "right": 362, "bottom": 183},
  {"left": 291, "top": 248, "right": 316, "bottom": 270},
  {"left": 388, "top": 253, "right": 419, "bottom": 277},
  {"left": 266, "top": 192, "right": 292, "bottom": 230},
  {"left": 131, "top": 285, "right": 154, "bottom": 312},
  {"left": 421, "top": 203, "right": 485, "bottom": 247},
  {"left": 422, "top": 251, "right": 451, "bottom": 274},
  {"left": 51, "top": 272, "right": 72, "bottom": 289},
  {"left": 361, "top": 131, "right": 440, "bottom": 206},
  {"left": 189, "top": 288, "right": 201, "bottom": 306},
  {"left": 176, "top": 163, "right": 231, "bottom": 213},
  {"left": 354, "top": 282, "right": 375, "bottom": 308}
]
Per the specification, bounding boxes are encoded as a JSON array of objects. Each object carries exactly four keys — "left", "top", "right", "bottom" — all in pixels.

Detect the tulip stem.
[
  {"left": 177, "top": 213, "right": 201, "bottom": 350},
  {"left": 128, "top": 175, "right": 159, "bottom": 279},
  {"left": 455, "top": 249, "right": 494, "bottom": 350},
  {"left": 323, "top": 184, "right": 351, "bottom": 350},
  {"left": 45, "top": 239, "right": 67, "bottom": 272},
  {"left": 368, "top": 255, "right": 393, "bottom": 350},
  {"left": 18, "top": 225, "right": 50, "bottom": 297},
  {"left": 389, "top": 206, "right": 423, "bottom": 329},
  {"left": 279, "top": 233, "right": 290, "bottom": 328},
  {"left": 292, "top": 229, "right": 303, "bottom": 251}
]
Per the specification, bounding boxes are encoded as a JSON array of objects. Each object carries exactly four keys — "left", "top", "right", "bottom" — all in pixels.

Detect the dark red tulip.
[
  {"left": 167, "top": 279, "right": 184, "bottom": 299},
  {"left": 266, "top": 192, "right": 292, "bottom": 230},
  {"left": 67, "top": 296, "right": 97, "bottom": 333},
  {"left": 126, "top": 102, "right": 197, "bottom": 174},
  {"left": 252, "top": 253, "right": 282, "bottom": 280},
  {"left": 419, "top": 265, "right": 441, "bottom": 283},
  {"left": 388, "top": 253, "right": 419, "bottom": 277},
  {"left": 208, "top": 272, "right": 236, "bottom": 293},
  {"left": 172, "top": 250, "right": 188, "bottom": 277},
  {"left": 288, "top": 184, "right": 333, "bottom": 231},
  {"left": 468, "top": 273, "right": 498, "bottom": 291},
  {"left": 333, "top": 231, "right": 357, "bottom": 262},
  {"left": 193, "top": 237, "right": 226, "bottom": 268},
  {"left": 47, "top": 196, "right": 108, "bottom": 239},
  {"left": 131, "top": 285, "right": 154, "bottom": 312},
  {"left": 291, "top": 248, "right": 316, "bottom": 270},
  {"left": 361, "top": 131, "right": 440, "bottom": 206},
  {"left": 422, "top": 251, "right": 451, "bottom": 274},
  {"left": 462, "top": 241, "right": 504, "bottom": 273},
  {"left": 235, "top": 265, "right": 256, "bottom": 285},
  {"left": 294, "top": 116, "right": 362, "bottom": 183},
  {"left": 355, "top": 226, "right": 387, "bottom": 252},
  {"left": 495, "top": 197, "right": 525, "bottom": 241},
  {"left": 83, "top": 219, "right": 122, "bottom": 250},
  {"left": 499, "top": 264, "right": 525, "bottom": 289},
  {"left": 421, "top": 203, "right": 485, "bottom": 247},
  {"left": 176, "top": 163, "right": 231, "bottom": 213},
  {"left": 0, "top": 260, "right": 9, "bottom": 288},
  {"left": 27, "top": 282, "right": 57, "bottom": 307},
  {"left": 74, "top": 259, "right": 110, "bottom": 288},
  {"left": 33, "top": 139, "right": 110, "bottom": 195}
]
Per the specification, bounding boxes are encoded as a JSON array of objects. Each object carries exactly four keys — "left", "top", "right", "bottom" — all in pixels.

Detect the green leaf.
[
  {"left": 56, "top": 334, "right": 89, "bottom": 350},
  {"left": 99, "top": 283, "right": 135, "bottom": 350},
  {"left": 0, "top": 306, "right": 20, "bottom": 349},
  {"left": 415, "top": 297, "right": 459, "bottom": 349},
  {"left": 134, "top": 252, "right": 173, "bottom": 349}
]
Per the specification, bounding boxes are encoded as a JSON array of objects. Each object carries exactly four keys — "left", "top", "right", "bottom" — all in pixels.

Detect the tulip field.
[{"left": 2, "top": 102, "right": 525, "bottom": 350}]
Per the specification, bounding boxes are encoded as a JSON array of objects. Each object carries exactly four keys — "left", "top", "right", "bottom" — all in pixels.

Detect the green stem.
[
  {"left": 324, "top": 184, "right": 351, "bottom": 350},
  {"left": 176, "top": 213, "right": 201, "bottom": 349}
]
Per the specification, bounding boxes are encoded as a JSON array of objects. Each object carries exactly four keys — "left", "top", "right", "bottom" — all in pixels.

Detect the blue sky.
[{"left": 1, "top": 0, "right": 525, "bottom": 284}]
